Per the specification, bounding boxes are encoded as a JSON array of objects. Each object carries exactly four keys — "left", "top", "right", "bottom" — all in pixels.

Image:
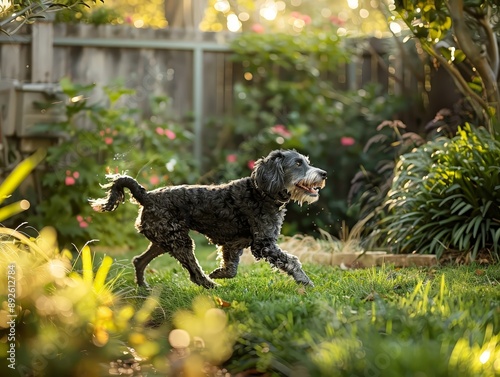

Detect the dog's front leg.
[{"left": 252, "top": 240, "right": 314, "bottom": 287}]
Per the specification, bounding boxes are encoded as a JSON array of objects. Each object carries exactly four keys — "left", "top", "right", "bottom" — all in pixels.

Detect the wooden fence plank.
[{"left": 31, "top": 22, "right": 54, "bottom": 83}]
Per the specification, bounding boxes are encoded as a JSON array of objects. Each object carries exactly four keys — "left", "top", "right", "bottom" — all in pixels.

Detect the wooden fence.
[{"left": 0, "top": 22, "right": 459, "bottom": 168}]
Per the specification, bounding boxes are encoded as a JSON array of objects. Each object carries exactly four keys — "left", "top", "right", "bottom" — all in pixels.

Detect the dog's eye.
[{"left": 296, "top": 160, "right": 303, "bottom": 167}]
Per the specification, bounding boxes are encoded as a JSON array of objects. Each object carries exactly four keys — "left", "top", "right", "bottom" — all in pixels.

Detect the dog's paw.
[
  {"left": 136, "top": 279, "right": 151, "bottom": 290},
  {"left": 203, "top": 280, "right": 220, "bottom": 289},
  {"left": 292, "top": 271, "right": 314, "bottom": 287},
  {"left": 209, "top": 268, "right": 237, "bottom": 279},
  {"left": 192, "top": 276, "right": 220, "bottom": 289}
]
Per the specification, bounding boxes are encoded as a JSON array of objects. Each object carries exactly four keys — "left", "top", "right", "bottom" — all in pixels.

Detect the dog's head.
[{"left": 251, "top": 149, "right": 327, "bottom": 205}]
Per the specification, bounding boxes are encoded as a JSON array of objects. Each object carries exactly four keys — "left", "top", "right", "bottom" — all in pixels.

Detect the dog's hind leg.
[
  {"left": 133, "top": 242, "right": 165, "bottom": 288},
  {"left": 209, "top": 245, "right": 243, "bottom": 279},
  {"left": 169, "top": 235, "right": 218, "bottom": 289}
]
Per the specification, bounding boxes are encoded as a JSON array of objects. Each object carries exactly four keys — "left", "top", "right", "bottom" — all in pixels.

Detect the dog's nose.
[{"left": 318, "top": 169, "right": 327, "bottom": 179}]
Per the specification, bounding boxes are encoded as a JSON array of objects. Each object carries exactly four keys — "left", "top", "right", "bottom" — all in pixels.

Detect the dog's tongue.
[
  {"left": 305, "top": 187, "right": 318, "bottom": 194},
  {"left": 297, "top": 183, "right": 319, "bottom": 195}
]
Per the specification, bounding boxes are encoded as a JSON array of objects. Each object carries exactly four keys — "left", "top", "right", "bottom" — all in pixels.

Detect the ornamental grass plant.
[{"left": 374, "top": 124, "right": 500, "bottom": 260}]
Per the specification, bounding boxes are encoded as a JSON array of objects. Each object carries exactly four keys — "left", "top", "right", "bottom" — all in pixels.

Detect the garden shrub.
[
  {"left": 24, "top": 78, "right": 196, "bottom": 248},
  {"left": 374, "top": 124, "right": 500, "bottom": 259},
  {"left": 213, "top": 31, "right": 407, "bottom": 235}
]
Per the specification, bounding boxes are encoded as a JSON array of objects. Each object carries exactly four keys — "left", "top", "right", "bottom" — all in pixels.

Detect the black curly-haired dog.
[{"left": 90, "top": 149, "right": 327, "bottom": 289}]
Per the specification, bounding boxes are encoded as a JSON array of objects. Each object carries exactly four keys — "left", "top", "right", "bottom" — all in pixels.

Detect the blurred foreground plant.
[
  {"left": 0, "top": 224, "right": 166, "bottom": 375},
  {"left": 0, "top": 149, "right": 46, "bottom": 222},
  {"left": 0, "top": 154, "right": 235, "bottom": 376}
]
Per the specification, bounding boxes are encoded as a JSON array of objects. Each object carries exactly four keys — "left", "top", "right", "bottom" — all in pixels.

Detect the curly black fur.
[{"left": 90, "top": 149, "right": 327, "bottom": 289}]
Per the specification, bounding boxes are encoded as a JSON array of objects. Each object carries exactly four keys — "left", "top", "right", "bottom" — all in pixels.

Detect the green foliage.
[
  {"left": 26, "top": 78, "right": 195, "bottom": 248},
  {"left": 393, "top": 1, "right": 500, "bottom": 133},
  {"left": 55, "top": 3, "right": 123, "bottom": 25},
  {"left": 375, "top": 124, "right": 500, "bottom": 259},
  {"left": 216, "top": 31, "right": 407, "bottom": 234},
  {"left": 0, "top": 0, "right": 100, "bottom": 34}
]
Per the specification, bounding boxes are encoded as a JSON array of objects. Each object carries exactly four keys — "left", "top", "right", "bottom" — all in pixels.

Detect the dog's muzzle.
[{"left": 291, "top": 169, "right": 327, "bottom": 205}]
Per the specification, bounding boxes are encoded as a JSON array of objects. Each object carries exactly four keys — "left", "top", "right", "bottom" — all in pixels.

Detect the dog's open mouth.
[{"left": 295, "top": 180, "right": 325, "bottom": 197}]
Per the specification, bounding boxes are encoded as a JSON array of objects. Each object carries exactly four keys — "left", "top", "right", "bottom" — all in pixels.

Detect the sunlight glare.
[
  {"left": 347, "top": 0, "right": 359, "bottom": 9},
  {"left": 389, "top": 22, "right": 402, "bottom": 34},
  {"left": 227, "top": 13, "right": 242, "bottom": 32},
  {"left": 260, "top": 1, "right": 278, "bottom": 21},
  {"left": 479, "top": 350, "right": 491, "bottom": 364},
  {"left": 214, "top": 0, "right": 230, "bottom": 13},
  {"left": 238, "top": 12, "right": 250, "bottom": 21}
]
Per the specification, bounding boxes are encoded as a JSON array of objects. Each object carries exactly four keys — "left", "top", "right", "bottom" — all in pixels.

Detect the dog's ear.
[{"left": 251, "top": 151, "right": 286, "bottom": 196}]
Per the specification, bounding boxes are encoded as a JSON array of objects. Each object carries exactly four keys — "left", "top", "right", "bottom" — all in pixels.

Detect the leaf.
[
  {"left": 472, "top": 217, "right": 482, "bottom": 238},
  {"left": 441, "top": 16, "right": 452, "bottom": 30},
  {"left": 82, "top": 245, "right": 94, "bottom": 285},
  {"left": 0, "top": 149, "right": 46, "bottom": 206},
  {"left": 94, "top": 255, "right": 113, "bottom": 292},
  {"left": 467, "top": 82, "right": 483, "bottom": 93},
  {"left": 428, "top": 26, "right": 442, "bottom": 41},
  {"left": 480, "top": 200, "right": 493, "bottom": 217},
  {"left": 453, "top": 49, "right": 466, "bottom": 63},
  {"left": 0, "top": 200, "right": 30, "bottom": 222},
  {"left": 457, "top": 203, "right": 473, "bottom": 216},
  {"left": 363, "top": 292, "right": 376, "bottom": 302},
  {"left": 214, "top": 296, "right": 232, "bottom": 308}
]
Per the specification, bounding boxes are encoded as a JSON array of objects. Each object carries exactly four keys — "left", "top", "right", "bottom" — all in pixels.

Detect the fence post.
[{"left": 31, "top": 20, "right": 54, "bottom": 83}]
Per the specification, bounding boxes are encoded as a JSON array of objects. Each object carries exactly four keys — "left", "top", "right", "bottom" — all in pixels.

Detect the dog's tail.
[{"left": 90, "top": 174, "right": 149, "bottom": 212}]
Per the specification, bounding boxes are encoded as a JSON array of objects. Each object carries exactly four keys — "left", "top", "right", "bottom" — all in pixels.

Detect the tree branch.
[
  {"left": 424, "top": 42, "right": 490, "bottom": 120},
  {"left": 447, "top": 0, "right": 499, "bottom": 127}
]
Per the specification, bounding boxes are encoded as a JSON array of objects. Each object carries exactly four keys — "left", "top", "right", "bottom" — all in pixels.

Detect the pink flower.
[
  {"left": 271, "top": 124, "right": 292, "bottom": 138},
  {"left": 247, "top": 160, "right": 255, "bottom": 170},
  {"left": 149, "top": 175, "right": 160, "bottom": 185},
  {"left": 226, "top": 154, "right": 237, "bottom": 163},
  {"left": 125, "top": 15, "right": 133, "bottom": 24},
  {"left": 164, "top": 129, "right": 176, "bottom": 140},
  {"left": 251, "top": 24, "right": 265, "bottom": 33},
  {"left": 155, "top": 127, "right": 164, "bottom": 135},
  {"left": 330, "top": 16, "right": 345, "bottom": 27},
  {"left": 105, "top": 137, "right": 113, "bottom": 145},
  {"left": 72, "top": 171, "right": 80, "bottom": 179},
  {"left": 340, "top": 136, "right": 355, "bottom": 146},
  {"left": 65, "top": 176, "right": 76, "bottom": 186},
  {"left": 99, "top": 130, "right": 105, "bottom": 136},
  {"left": 76, "top": 215, "right": 84, "bottom": 222},
  {"left": 79, "top": 221, "right": 89, "bottom": 228},
  {"left": 301, "top": 14, "right": 312, "bottom": 25}
]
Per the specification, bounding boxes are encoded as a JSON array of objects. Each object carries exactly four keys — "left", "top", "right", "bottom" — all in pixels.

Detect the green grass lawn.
[{"left": 102, "top": 238, "right": 500, "bottom": 377}]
